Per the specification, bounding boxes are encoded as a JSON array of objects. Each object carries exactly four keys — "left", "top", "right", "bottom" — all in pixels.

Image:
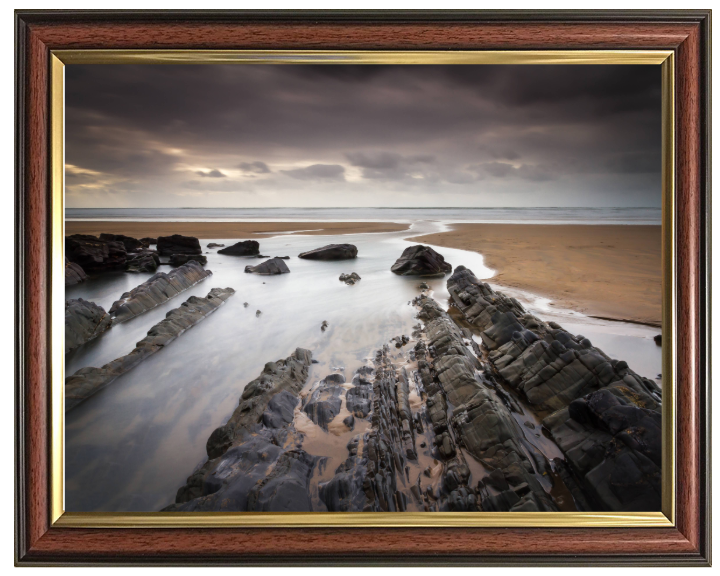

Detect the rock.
[
  {"left": 343, "top": 415, "right": 355, "bottom": 429},
  {"left": 65, "top": 299, "right": 112, "bottom": 354},
  {"left": 169, "top": 253, "right": 207, "bottom": 266},
  {"left": 66, "top": 234, "right": 127, "bottom": 272},
  {"left": 298, "top": 244, "right": 358, "bottom": 261},
  {"left": 654, "top": 334, "right": 662, "bottom": 346},
  {"left": 109, "top": 261, "right": 212, "bottom": 323},
  {"left": 262, "top": 390, "right": 299, "bottom": 429},
  {"left": 140, "top": 237, "right": 157, "bottom": 245},
  {"left": 207, "top": 243, "right": 225, "bottom": 248},
  {"left": 65, "top": 257, "right": 87, "bottom": 286},
  {"left": 321, "top": 321, "right": 328, "bottom": 332},
  {"left": 66, "top": 288, "right": 235, "bottom": 410},
  {"left": 418, "top": 281, "right": 430, "bottom": 290},
  {"left": 339, "top": 272, "right": 361, "bottom": 285},
  {"left": 243, "top": 302, "right": 249, "bottom": 307},
  {"left": 157, "top": 234, "right": 202, "bottom": 256},
  {"left": 99, "top": 233, "right": 144, "bottom": 253},
  {"left": 256, "top": 310, "right": 262, "bottom": 317},
  {"left": 217, "top": 240, "right": 260, "bottom": 256},
  {"left": 391, "top": 245, "right": 452, "bottom": 276},
  {"left": 303, "top": 375, "right": 345, "bottom": 430},
  {"left": 275, "top": 256, "right": 290, "bottom": 260},
  {"left": 125, "top": 251, "right": 160, "bottom": 273},
  {"left": 244, "top": 257, "right": 290, "bottom": 275}
]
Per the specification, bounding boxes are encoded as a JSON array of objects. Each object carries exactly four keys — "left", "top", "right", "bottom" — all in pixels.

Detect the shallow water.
[{"left": 64, "top": 222, "right": 661, "bottom": 511}]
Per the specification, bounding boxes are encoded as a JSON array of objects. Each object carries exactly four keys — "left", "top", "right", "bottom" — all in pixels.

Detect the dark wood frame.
[{"left": 15, "top": 10, "right": 711, "bottom": 566}]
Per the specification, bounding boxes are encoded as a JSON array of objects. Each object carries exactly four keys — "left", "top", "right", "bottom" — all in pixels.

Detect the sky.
[{"left": 65, "top": 64, "right": 662, "bottom": 209}]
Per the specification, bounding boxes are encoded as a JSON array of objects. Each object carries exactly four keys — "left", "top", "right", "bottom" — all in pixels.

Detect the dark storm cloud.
[{"left": 64, "top": 64, "right": 661, "bottom": 207}]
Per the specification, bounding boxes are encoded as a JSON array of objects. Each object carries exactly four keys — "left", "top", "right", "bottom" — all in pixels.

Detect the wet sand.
[
  {"left": 411, "top": 224, "right": 661, "bottom": 326},
  {"left": 65, "top": 220, "right": 409, "bottom": 239}
]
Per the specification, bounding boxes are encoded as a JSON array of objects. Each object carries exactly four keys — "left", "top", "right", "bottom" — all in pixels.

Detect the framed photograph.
[{"left": 15, "top": 10, "right": 710, "bottom": 566}]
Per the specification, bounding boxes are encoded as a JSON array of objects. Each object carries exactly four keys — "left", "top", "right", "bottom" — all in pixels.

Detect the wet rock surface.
[
  {"left": 99, "top": 233, "right": 145, "bottom": 253},
  {"left": 207, "top": 243, "right": 225, "bottom": 248},
  {"left": 339, "top": 272, "right": 361, "bottom": 285},
  {"left": 391, "top": 245, "right": 452, "bottom": 276},
  {"left": 298, "top": 244, "right": 358, "bottom": 261},
  {"left": 109, "top": 261, "right": 212, "bottom": 323},
  {"left": 169, "top": 253, "right": 207, "bottom": 266},
  {"left": 65, "top": 298, "right": 112, "bottom": 354},
  {"left": 65, "top": 257, "right": 87, "bottom": 286},
  {"left": 157, "top": 234, "right": 202, "bottom": 256},
  {"left": 244, "top": 257, "right": 290, "bottom": 275},
  {"left": 66, "top": 234, "right": 128, "bottom": 272},
  {"left": 125, "top": 251, "right": 160, "bottom": 273},
  {"left": 218, "top": 240, "right": 260, "bottom": 256},
  {"left": 66, "top": 288, "right": 235, "bottom": 411}
]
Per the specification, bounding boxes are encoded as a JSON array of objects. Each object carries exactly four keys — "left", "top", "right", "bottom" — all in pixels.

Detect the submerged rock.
[
  {"left": 169, "top": 253, "right": 207, "bottom": 266},
  {"left": 244, "top": 257, "right": 290, "bottom": 275},
  {"left": 207, "top": 243, "right": 225, "bottom": 248},
  {"left": 298, "top": 244, "right": 358, "bottom": 261},
  {"left": 64, "top": 257, "right": 87, "bottom": 286},
  {"left": 218, "top": 240, "right": 260, "bottom": 256},
  {"left": 339, "top": 272, "right": 361, "bottom": 285},
  {"left": 391, "top": 245, "right": 452, "bottom": 276},
  {"left": 157, "top": 234, "right": 202, "bottom": 256},
  {"left": 65, "top": 298, "right": 112, "bottom": 354},
  {"left": 109, "top": 261, "right": 212, "bottom": 323},
  {"left": 66, "top": 234, "right": 127, "bottom": 272},
  {"left": 65, "top": 288, "right": 235, "bottom": 411}
]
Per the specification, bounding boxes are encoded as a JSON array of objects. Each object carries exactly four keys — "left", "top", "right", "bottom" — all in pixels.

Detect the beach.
[
  {"left": 411, "top": 224, "right": 661, "bottom": 326},
  {"left": 65, "top": 220, "right": 409, "bottom": 239}
]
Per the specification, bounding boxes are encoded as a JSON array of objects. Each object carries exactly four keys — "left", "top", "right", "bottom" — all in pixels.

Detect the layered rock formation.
[
  {"left": 65, "top": 298, "right": 112, "bottom": 354},
  {"left": 217, "top": 240, "right": 260, "bottom": 256},
  {"left": 65, "top": 288, "right": 235, "bottom": 411},
  {"left": 298, "top": 244, "right": 358, "bottom": 261},
  {"left": 446, "top": 265, "right": 662, "bottom": 511},
  {"left": 391, "top": 245, "right": 452, "bottom": 276},
  {"left": 157, "top": 234, "right": 202, "bottom": 256},
  {"left": 109, "top": 261, "right": 212, "bottom": 323},
  {"left": 65, "top": 257, "right": 87, "bottom": 286},
  {"left": 244, "top": 257, "right": 290, "bottom": 275},
  {"left": 125, "top": 251, "right": 160, "bottom": 273},
  {"left": 169, "top": 253, "right": 207, "bottom": 266},
  {"left": 66, "top": 234, "right": 128, "bottom": 272}
]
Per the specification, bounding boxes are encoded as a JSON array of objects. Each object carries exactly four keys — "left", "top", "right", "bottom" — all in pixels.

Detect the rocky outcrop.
[
  {"left": 140, "top": 237, "right": 157, "bottom": 245},
  {"left": 65, "top": 298, "right": 112, "bottom": 354},
  {"left": 169, "top": 253, "right": 207, "bottom": 266},
  {"left": 207, "top": 243, "right": 225, "bottom": 248},
  {"left": 109, "top": 261, "right": 212, "bottom": 323},
  {"left": 339, "top": 272, "right": 361, "bottom": 285},
  {"left": 391, "top": 245, "right": 452, "bottom": 276},
  {"left": 65, "top": 257, "right": 87, "bottom": 286},
  {"left": 446, "top": 265, "right": 662, "bottom": 511},
  {"left": 66, "top": 234, "right": 127, "bottom": 272},
  {"left": 125, "top": 251, "right": 160, "bottom": 273},
  {"left": 165, "top": 348, "right": 314, "bottom": 510},
  {"left": 244, "top": 257, "right": 290, "bottom": 275},
  {"left": 65, "top": 288, "right": 235, "bottom": 411},
  {"left": 217, "top": 240, "right": 259, "bottom": 256},
  {"left": 298, "top": 244, "right": 358, "bottom": 261},
  {"left": 99, "top": 233, "right": 144, "bottom": 253},
  {"left": 303, "top": 374, "right": 345, "bottom": 430},
  {"left": 157, "top": 234, "right": 202, "bottom": 256}
]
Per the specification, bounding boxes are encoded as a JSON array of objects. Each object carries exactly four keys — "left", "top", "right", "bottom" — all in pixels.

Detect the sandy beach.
[
  {"left": 65, "top": 220, "right": 409, "bottom": 239},
  {"left": 411, "top": 224, "right": 661, "bottom": 326}
]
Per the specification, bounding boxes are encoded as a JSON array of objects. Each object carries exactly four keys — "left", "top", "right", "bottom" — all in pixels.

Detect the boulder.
[
  {"left": 244, "top": 257, "right": 290, "bottom": 275},
  {"left": 125, "top": 251, "right": 160, "bottom": 273},
  {"left": 298, "top": 244, "right": 358, "bottom": 261},
  {"left": 217, "top": 240, "right": 260, "bottom": 256},
  {"left": 99, "top": 233, "right": 144, "bottom": 253},
  {"left": 207, "top": 243, "right": 225, "bottom": 248},
  {"left": 157, "top": 234, "right": 202, "bottom": 256},
  {"left": 65, "top": 298, "right": 112, "bottom": 354},
  {"left": 169, "top": 253, "right": 207, "bottom": 266},
  {"left": 65, "top": 257, "right": 87, "bottom": 286},
  {"left": 65, "top": 234, "right": 127, "bottom": 271},
  {"left": 391, "top": 245, "right": 452, "bottom": 276}
]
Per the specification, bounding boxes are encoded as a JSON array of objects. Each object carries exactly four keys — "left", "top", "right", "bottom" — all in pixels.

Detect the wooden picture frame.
[{"left": 15, "top": 10, "right": 711, "bottom": 565}]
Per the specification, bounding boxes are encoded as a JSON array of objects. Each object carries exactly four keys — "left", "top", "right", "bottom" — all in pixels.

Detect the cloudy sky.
[{"left": 65, "top": 64, "right": 661, "bottom": 209}]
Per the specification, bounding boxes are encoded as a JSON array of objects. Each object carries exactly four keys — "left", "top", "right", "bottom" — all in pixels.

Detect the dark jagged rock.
[
  {"left": 244, "top": 257, "right": 290, "bottom": 275},
  {"left": 140, "top": 237, "right": 157, "bottom": 245},
  {"left": 65, "top": 288, "right": 235, "bottom": 411},
  {"left": 207, "top": 243, "right": 225, "bottom": 248},
  {"left": 99, "top": 233, "right": 144, "bottom": 253},
  {"left": 298, "top": 244, "right": 358, "bottom": 261},
  {"left": 391, "top": 245, "right": 452, "bottom": 276},
  {"left": 125, "top": 251, "right": 160, "bottom": 273},
  {"left": 339, "top": 272, "right": 361, "bottom": 285},
  {"left": 262, "top": 390, "right": 299, "bottom": 429},
  {"left": 65, "top": 257, "right": 87, "bottom": 286},
  {"left": 217, "top": 240, "right": 260, "bottom": 256},
  {"left": 169, "top": 253, "right": 207, "bottom": 266},
  {"left": 654, "top": 334, "right": 662, "bottom": 346},
  {"left": 66, "top": 234, "right": 127, "bottom": 271},
  {"left": 109, "top": 261, "right": 212, "bottom": 323},
  {"left": 157, "top": 234, "right": 202, "bottom": 256},
  {"left": 303, "top": 374, "right": 345, "bottom": 430},
  {"left": 65, "top": 298, "right": 112, "bottom": 354}
]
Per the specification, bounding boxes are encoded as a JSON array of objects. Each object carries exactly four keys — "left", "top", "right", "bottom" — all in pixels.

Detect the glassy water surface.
[{"left": 65, "top": 222, "right": 661, "bottom": 511}]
